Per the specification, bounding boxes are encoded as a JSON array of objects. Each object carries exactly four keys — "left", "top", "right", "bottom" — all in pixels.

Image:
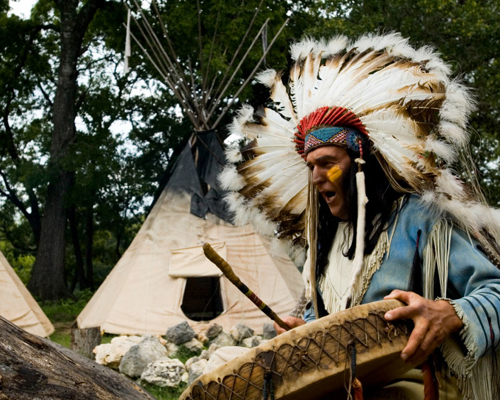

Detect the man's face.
[{"left": 306, "top": 145, "right": 352, "bottom": 220}]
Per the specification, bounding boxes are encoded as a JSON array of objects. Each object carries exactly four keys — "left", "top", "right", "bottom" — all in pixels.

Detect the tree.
[{"left": 25, "top": 0, "right": 107, "bottom": 300}]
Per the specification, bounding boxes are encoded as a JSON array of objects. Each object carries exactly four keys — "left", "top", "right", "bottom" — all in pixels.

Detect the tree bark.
[
  {"left": 85, "top": 192, "right": 95, "bottom": 290},
  {"left": 69, "top": 204, "right": 86, "bottom": 291},
  {"left": 0, "top": 316, "right": 155, "bottom": 399},
  {"left": 71, "top": 323, "right": 100, "bottom": 359},
  {"left": 28, "top": 0, "right": 105, "bottom": 300}
]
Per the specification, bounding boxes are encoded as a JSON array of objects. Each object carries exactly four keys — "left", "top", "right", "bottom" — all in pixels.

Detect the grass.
[{"left": 141, "top": 382, "right": 187, "bottom": 400}]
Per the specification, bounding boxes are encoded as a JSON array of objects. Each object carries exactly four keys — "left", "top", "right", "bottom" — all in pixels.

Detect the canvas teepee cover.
[
  {"left": 0, "top": 250, "right": 54, "bottom": 337},
  {"left": 77, "top": 132, "right": 303, "bottom": 335}
]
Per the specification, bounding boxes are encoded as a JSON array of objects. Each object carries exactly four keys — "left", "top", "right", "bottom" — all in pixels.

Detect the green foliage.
[
  {"left": 170, "top": 345, "right": 204, "bottom": 364},
  {"left": 1, "top": 0, "right": 499, "bottom": 302},
  {"left": 41, "top": 289, "right": 94, "bottom": 323},
  {"left": 10, "top": 253, "right": 35, "bottom": 284},
  {"left": 0, "top": 240, "right": 35, "bottom": 284},
  {"left": 140, "top": 381, "right": 187, "bottom": 400},
  {"left": 49, "top": 330, "right": 73, "bottom": 348}
]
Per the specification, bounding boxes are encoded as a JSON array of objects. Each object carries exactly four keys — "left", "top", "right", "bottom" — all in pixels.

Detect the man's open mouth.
[{"left": 324, "top": 191, "right": 336, "bottom": 202}]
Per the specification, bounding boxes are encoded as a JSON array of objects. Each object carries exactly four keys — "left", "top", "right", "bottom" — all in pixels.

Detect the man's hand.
[
  {"left": 384, "top": 290, "right": 463, "bottom": 365},
  {"left": 273, "top": 316, "right": 306, "bottom": 335}
]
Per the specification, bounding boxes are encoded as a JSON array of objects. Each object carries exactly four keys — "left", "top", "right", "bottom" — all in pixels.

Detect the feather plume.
[{"left": 222, "top": 33, "right": 500, "bottom": 263}]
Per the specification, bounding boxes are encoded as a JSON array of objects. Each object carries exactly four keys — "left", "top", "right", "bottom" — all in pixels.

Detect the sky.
[{"left": 9, "top": 0, "right": 38, "bottom": 18}]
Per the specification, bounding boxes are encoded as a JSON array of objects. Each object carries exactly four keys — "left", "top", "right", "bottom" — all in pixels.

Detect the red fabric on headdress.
[{"left": 294, "top": 106, "right": 367, "bottom": 157}]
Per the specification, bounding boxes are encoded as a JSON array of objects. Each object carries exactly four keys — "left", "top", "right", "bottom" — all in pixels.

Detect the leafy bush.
[
  {"left": 41, "top": 289, "right": 94, "bottom": 323},
  {"left": 0, "top": 241, "right": 35, "bottom": 284}
]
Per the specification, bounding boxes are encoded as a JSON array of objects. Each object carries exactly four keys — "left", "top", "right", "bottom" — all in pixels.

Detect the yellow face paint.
[{"left": 327, "top": 165, "right": 342, "bottom": 183}]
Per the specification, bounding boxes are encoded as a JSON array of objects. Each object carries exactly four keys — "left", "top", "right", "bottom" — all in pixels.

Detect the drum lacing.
[{"left": 262, "top": 371, "right": 275, "bottom": 400}]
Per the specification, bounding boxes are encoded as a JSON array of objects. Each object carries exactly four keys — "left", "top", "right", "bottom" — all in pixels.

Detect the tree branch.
[{"left": 0, "top": 169, "right": 30, "bottom": 220}]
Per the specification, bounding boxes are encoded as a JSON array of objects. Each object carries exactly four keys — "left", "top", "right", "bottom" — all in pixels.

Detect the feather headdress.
[{"left": 220, "top": 33, "right": 500, "bottom": 265}]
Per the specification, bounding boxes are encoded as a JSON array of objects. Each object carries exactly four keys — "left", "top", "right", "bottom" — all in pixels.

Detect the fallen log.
[{"left": 0, "top": 316, "right": 155, "bottom": 399}]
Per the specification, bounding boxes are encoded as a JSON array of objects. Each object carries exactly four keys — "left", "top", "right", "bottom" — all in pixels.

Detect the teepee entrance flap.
[{"left": 169, "top": 242, "right": 225, "bottom": 278}]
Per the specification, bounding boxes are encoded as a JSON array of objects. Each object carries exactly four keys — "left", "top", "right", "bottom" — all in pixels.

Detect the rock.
[
  {"left": 185, "top": 356, "right": 200, "bottom": 370},
  {"left": 241, "top": 336, "right": 260, "bottom": 348},
  {"left": 192, "top": 323, "right": 210, "bottom": 344},
  {"left": 230, "top": 324, "right": 254, "bottom": 342},
  {"left": 165, "top": 341, "right": 179, "bottom": 357},
  {"left": 93, "top": 336, "right": 143, "bottom": 369},
  {"left": 200, "top": 349, "right": 210, "bottom": 360},
  {"left": 119, "top": 336, "right": 168, "bottom": 378},
  {"left": 262, "top": 323, "right": 277, "bottom": 340},
  {"left": 196, "top": 332, "right": 209, "bottom": 345},
  {"left": 112, "top": 335, "right": 144, "bottom": 345},
  {"left": 207, "top": 343, "right": 220, "bottom": 357},
  {"left": 156, "top": 336, "right": 167, "bottom": 346},
  {"left": 188, "top": 359, "right": 208, "bottom": 385},
  {"left": 183, "top": 338, "right": 204, "bottom": 354},
  {"left": 210, "top": 331, "right": 236, "bottom": 347},
  {"left": 181, "top": 371, "right": 189, "bottom": 383},
  {"left": 206, "top": 323, "right": 223, "bottom": 339},
  {"left": 140, "top": 358, "right": 185, "bottom": 387},
  {"left": 166, "top": 321, "right": 195, "bottom": 345},
  {"left": 204, "top": 347, "right": 249, "bottom": 374}
]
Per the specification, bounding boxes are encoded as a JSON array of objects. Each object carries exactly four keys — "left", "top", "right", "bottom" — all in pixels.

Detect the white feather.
[
  {"left": 323, "top": 36, "right": 349, "bottom": 57},
  {"left": 425, "top": 138, "right": 456, "bottom": 163},
  {"left": 225, "top": 144, "right": 244, "bottom": 163},
  {"left": 439, "top": 121, "right": 468, "bottom": 146},
  {"left": 222, "top": 34, "right": 492, "bottom": 255},
  {"left": 219, "top": 165, "right": 245, "bottom": 191},
  {"left": 435, "top": 169, "right": 465, "bottom": 199},
  {"left": 256, "top": 69, "right": 278, "bottom": 88}
]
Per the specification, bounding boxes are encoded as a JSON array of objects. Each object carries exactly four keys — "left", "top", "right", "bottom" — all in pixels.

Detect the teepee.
[
  {"left": 77, "top": 131, "right": 303, "bottom": 334},
  {"left": 77, "top": 2, "right": 300, "bottom": 335},
  {"left": 0, "top": 250, "right": 54, "bottom": 337}
]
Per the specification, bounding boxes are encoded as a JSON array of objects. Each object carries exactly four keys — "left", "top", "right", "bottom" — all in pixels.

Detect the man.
[{"left": 221, "top": 33, "right": 500, "bottom": 399}]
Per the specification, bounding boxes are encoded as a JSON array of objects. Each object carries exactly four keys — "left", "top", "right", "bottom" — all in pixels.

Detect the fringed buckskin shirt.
[{"left": 304, "top": 195, "right": 500, "bottom": 400}]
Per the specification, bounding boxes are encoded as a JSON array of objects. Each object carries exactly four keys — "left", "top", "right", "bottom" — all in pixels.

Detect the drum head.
[{"left": 180, "top": 300, "right": 413, "bottom": 400}]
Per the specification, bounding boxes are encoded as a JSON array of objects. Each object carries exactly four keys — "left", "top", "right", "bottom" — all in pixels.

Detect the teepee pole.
[
  {"left": 205, "top": 0, "right": 264, "bottom": 109},
  {"left": 126, "top": 28, "right": 199, "bottom": 128},
  {"left": 212, "top": 18, "right": 288, "bottom": 129},
  {"left": 206, "top": 18, "right": 270, "bottom": 123},
  {"left": 134, "top": 1, "right": 193, "bottom": 103},
  {"left": 149, "top": 0, "right": 205, "bottom": 124},
  {"left": 201, "top": 1, "right": 221, "bottom": 106}
]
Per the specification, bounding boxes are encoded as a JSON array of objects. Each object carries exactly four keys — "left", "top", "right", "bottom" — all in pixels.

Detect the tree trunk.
[
  {"left": 69, "top": 205, "right": 86, "bottom": 292},
  {"left": 28, "top": 0, "right": 105, "bottom": 300},
  {"left": 0, "top": 316, "right": 155, "bottom": 399},
  {"left": 71, "top": 322, "right": 100, "bottom": 359},
  {"left": 85, "top": 194, "right": 95, "bottom": 290}
]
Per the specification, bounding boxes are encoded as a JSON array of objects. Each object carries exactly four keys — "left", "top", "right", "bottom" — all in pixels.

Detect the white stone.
[
  {"left": 183, "top": 338, "right": 204, "bottom": 354},
  {"left": 211, "top": 331, "right": 236, "bottom": 347},
  {"left": 188, "top": 359, "right": 208, "bottom": 385},
  {"left": 140, "top": 358, "right": 185, "bottom": 387},
  {"left": 200, "top": 349, "right": 210, "bottom": 360},
  {"left": 166, "top": 341, "right": 179, "bottom": 357},
  {"left": 230, "top": 324, "right": 254, "bottom": 342},
  {"left": 93, "top": 336, "right": 144, "bottom": 369},
  {"left": 185, "top": 356, "right": 200, "bottom": 370},
  {"left": 207, "top": 343, "right": 220, "bottom": 357},
  {"left": 241, "top": 336, "right": 260, "bottom": 348},
  {"left": 119, "top": 336, "right": 169, "bottom": 378}
]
